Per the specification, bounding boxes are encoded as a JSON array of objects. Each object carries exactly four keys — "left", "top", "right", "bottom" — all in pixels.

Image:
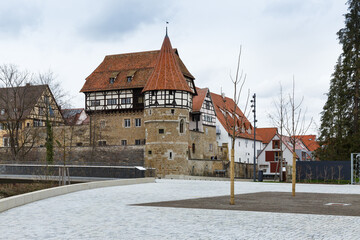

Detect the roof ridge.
[{"left": 142, "top": 35, "right": 192, "bottom": 93}]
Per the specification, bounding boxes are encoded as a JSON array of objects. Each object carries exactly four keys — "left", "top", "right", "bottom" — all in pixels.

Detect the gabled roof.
[
  {"left": 293, "top": 135, "right": 320, "bottom": 152},
  {"left": 0, "top": 84, "right": 48, "bottom": 121},
  {"left": 61, "top": 108, "right": 88, "bottom": 125},
  {"left": 256, "top": 127, "right": 278, "bottom": 144},
  {"left": 192, "top": 87, "right": 208, "bottom": 112},
  {"left": 142, "top": 34, "right": 192, "bottom": 93},
  {"left": 210, "top": 91, "right": 262, "bottom": 141},
  {"left": 81, "top": 48, "right": 194, "bottom": 93}
]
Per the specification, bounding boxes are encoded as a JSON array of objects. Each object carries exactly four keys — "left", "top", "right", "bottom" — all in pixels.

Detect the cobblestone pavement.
[{"left": 1, "top": 180, "right": 360, "bottom": 240}]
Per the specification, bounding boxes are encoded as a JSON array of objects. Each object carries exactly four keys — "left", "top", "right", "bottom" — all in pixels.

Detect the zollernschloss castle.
[{"left": 80, "top": 32, "right": 220, "bottom": 177}]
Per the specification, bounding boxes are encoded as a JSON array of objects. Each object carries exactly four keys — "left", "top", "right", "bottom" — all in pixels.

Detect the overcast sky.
[{"left": 0, "top": 0, "right": 348, "bottom": 134}]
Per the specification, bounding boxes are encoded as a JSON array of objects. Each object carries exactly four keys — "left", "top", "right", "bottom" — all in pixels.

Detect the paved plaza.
[{"left": 1, "top": 179, "right": 360, "bottom": 239}]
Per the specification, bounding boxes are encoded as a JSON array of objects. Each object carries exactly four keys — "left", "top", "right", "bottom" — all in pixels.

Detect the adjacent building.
[
  {"left": 211, "top": 91, "right": 263, "bottom": 163},
  {"left": 0, "top": 84, "right": 64, "bottom": 147}
]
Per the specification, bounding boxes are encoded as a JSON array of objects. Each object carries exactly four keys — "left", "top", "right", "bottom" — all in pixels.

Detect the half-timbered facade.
[
  {"left": 0, "top": 84, "right": 64, "bottom": 147},
  {"left": 80, "top": 32, "right": 218, "bottom": 176}
]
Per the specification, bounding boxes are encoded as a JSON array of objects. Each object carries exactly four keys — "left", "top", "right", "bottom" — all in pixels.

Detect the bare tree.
[
  {"left": 283, "top": 77, "right": 313, "bottom": 196},
  {"left": 35, "top": 70, "right": 72, "bottom": 109},
  {"left": 223, "top": 46, "right": 249, "bottom": 205},
  {"left": 268, "top": 83, "right": 287, "bottom": 181},
  {"left": 0, "top": 64, "right": 39, "bottom": 161}
]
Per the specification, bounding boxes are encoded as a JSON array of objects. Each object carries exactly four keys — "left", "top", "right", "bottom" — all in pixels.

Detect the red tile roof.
[
  {"left": 210, "top": 91, "right": 262, "bottom": 141},
  {"left": 294, "top": 135, "right": 320, "bottom": 152},
  {"left": 81, "top": 47, "right": 194, "bottom": 93},
  {"left": 192, "top": 87, "right": 208, "bottom": 112},
  {"left": 256, "top": 128, "right": 278, "bottom": 144},
  {"left": 142, "top": 35, "right": 192, "bottom": 93}
]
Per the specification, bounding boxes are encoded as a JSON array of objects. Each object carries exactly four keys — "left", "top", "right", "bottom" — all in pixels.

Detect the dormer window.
[
  {"left": 109, "top": 72, "right": 119, "bottom": 84},
  {"left": 127, "top": 70, "right": 136, "bottom": 83}
]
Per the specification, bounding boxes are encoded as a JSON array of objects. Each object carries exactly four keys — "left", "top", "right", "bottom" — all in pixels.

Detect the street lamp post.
[{"left": 250, "top": 93, "right": 257, "bottom": 182}]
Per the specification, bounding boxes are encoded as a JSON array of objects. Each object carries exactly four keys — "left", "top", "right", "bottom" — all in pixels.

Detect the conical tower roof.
[{"left": 142, "top": 34, "right": 192, "bottom": 93}]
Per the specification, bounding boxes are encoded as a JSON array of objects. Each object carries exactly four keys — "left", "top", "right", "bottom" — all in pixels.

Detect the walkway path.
[{"left": 1, "top": 180, "right": 359, "bottom": 239}]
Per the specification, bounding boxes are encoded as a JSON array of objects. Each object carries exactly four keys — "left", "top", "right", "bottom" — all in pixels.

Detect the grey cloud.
[
  {"left": 79, "top": 0, "right": 169, "bottom": 41},
  {"left": 0, "top": 1, "right": 41, "bottom": 37}
]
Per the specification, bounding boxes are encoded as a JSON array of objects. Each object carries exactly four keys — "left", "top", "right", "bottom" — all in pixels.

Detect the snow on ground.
[{"left": 1, "top": 179, "right": 360, "bottom": 240}]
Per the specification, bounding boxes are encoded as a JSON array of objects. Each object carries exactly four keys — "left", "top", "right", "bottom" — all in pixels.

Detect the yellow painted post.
[
  {"left": 230, "top": 148, "right": 235, "bottom": 205},
  {"left": 292, "top": 152, "right": 296, "bottom": 196}
]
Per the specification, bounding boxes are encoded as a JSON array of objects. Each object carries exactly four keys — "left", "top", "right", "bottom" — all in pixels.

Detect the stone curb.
[{"left": 0, "top": 178, "right": 155, "bottom": 213}]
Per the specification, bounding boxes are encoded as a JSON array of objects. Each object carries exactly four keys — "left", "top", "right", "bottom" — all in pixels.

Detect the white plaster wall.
[
  {"left": 216, "top": 119, "right": 263, "bottom": 163},
  {"left": 258, "top": 135, "right": 294, "bottom": 174}
]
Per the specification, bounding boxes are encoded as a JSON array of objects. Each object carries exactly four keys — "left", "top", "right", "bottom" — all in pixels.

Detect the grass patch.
[{"left": 0, "top": 182, "right": 58, "bottom": 198}]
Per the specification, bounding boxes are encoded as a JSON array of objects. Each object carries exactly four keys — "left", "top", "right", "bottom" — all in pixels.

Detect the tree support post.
[
  {"left": 230, "top": 148, "right": 235, "bottom": 205},
  {"left": 292, "top": 152, "right": 296, "bottom": 196}
]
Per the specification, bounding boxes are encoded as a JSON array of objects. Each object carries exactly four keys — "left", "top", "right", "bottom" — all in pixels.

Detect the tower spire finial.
[{"left": 166, "top": 21, "right": 169, "bottom": 36}]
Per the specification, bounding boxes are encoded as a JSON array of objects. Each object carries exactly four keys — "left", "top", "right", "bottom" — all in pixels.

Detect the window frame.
[{"left": 124, "top": 119, "right": 131, "bottom": 128}]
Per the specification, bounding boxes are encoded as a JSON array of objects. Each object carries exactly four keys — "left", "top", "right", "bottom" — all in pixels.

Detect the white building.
[
  {"left": 257, "top": 134, "right": 311, "bottom": 176},
  {"left": 210, "top": 91, "right": 263, "bottom": 163}
]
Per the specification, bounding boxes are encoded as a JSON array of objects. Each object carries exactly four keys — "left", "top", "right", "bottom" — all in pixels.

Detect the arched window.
[
  {"left": 179, "top": 119, "right": 184, "bottom": 133},
  {"left": 192, "top": 143, "right": 195, "bottom": 153}
]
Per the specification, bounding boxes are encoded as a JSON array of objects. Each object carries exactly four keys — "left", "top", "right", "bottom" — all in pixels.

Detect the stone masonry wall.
[
  {"left": 189, "top": 125, "right": 218, "bottom": 160},
  {"left": 0, "top": 145, "right": 145, "bottom": 166},
  {"left": 144, "top": 107, "right": 189, "bottom": 177}
]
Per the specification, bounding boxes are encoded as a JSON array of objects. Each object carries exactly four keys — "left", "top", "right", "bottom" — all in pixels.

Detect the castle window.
[
  {"left": 209, "top": 144, "right": 213, "bottom": 152},
  {"left": 171, "top": 109, "right": 175, "bottom": 114},
  {"left": 127, "top": 70, "right": 136, "bottom": 82},
  {"left": 192, "top": 143, "right": 196, "bottom": 153},
  {"left": 159, "top": 129, "right": 164, "bottom": 134},
  {"left": 179, "top": 119, "right": 184, "bottom": 133},
  {"left": 109, "top": 77, "right": 115, "bottom": 84},
  {"left": 100, "top": 120, "right": 106, "bottom": 129},
  {"left": 91, "top": 100, "right": 100, "bottom": 106},
  {"left": 124, "top": 119, "right": 131, "bottom": 128},
  {"left": 107, "top": 99, "right": 117, "bottom": 105},
  {"left": 121, "top": 140, "right": 127, "bottom": 146},
  {"left": 169, "top": 151, "right": 173, "bottom": 160},
  {"left": 121, "top": 98, "right": 131, "bottom": 104},
  {"left": 98, "top": 140, "right": 106, "bottom": 146},
  {"left": 135, "top": 139, "right": 141, "bottom": 145},
  {"left": 76, "top": 142, "right": 83, "bottom": 146},
  {"left": 135, "top": 118, "right": 141, "bottom": 127},
  {"left": 148, "top": 150, "right": 152, "bottom": 155}
]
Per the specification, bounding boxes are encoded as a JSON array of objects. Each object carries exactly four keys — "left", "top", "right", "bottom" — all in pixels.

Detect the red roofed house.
[
  {"left": 294, "top": 135, "right": 320, "bottom": 160},
  {"left": 257, "top": 133, "right": 312, "bottom": 176},
  {"left": 211, "top": 91, "right": 263, "bottom": 164},
  {"left": 80, "top": 32, "right": 218, "bottom": 176}
]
